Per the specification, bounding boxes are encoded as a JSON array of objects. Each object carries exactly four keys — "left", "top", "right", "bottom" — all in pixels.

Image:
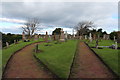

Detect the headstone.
[
  {"left": 65, "top": 31, "right": 68, "bottom": 41},
  {"left": 6, "top": 42, "right": 9, "bottom": 48},
  {"left": 89, "top": 33, "right": 92, "bottom": 42},
  {"left": 97, "top": 35, "right": 100, "bottom": 39},
  {"left": 85, "top": 35, "right": 87, "bottom": 39},
  {"left": 34, "top": 34, "right": 39, "bottom": 40},
  {"left": 55, "top": 35, "right": 60, "bottom": 41},
  {"left": 22, "top": 31, "right": 26, "bottom": 41},
  {"left": 115, "top": 41, "right": 118, "bottom": 49},
  {"left": 114, "top": 36, "right": 116, "bottom": 42},
  {"left": 93, "top": 34, "right": 96, "bottom": 40},
  {"left": 106, "top": 35, "right": 110, "bottom": 40},
  {"left": 60, "top": 28, "right": 65, "bottom": 42},
  {"left": 45, "top": 31, "right": 48, "bottom": 42},
  {"left": 79, "top": 36, "right": 82, "bottom": 40},
  {"left": 14, "top": 40, "right": 16, "bottom": 44},
  {"left": 96, "top": 40, "right": 99, "bottom": 48},
  {"left": 35, "top": 44, "right": 38, "bottom": 53},
  {"left": 103, "top": 34, "right": 106, "bottom": 40}
]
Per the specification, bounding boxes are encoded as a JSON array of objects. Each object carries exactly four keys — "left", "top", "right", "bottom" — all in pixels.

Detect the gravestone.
[
  {"left": 97, "top": 35, "right": 100, "bottom": 39},
  {"left": 89, "top": 33, "right": 92, "bottom": 42},
  {"left": 14, "top": 40, "right": 16, "bottom": 44},
  {"left": 96, "top": 40, "right": 99, "bottom": 48},
  {"left": 106, "top": 35, "right": 110, "bottom": 40},
  {"left": 79, "top": 36, "right": 82, "bottom": 40},
  {"left": 6, "top": 42, "right": 9, "bottom": 48},
  {"left": 93, "top": 34, "right": 96, "bottom": 40},
  {"left": 85, "top": 35, "right": 87, "bottom": 39},
  {"left": 65, "top": 31, "right": 68, "bottom": 41},
  {"left": 103, "top": 34, "right": 106, "bottom": 40},
  {"left": 35, "top": 44, "right": 38, "bottom": 53},
  {"left": 34, "top": 34, "right": 39, "bottom": 41},
  {"left": 45, "top": 31, "right": 48, "bottom": 42},
  {"left": 103, "top": 34, "right": 110, "bottom": 40},
  {"left": 22, "top": 31, "right": 26, "bottom": 41},
  {"left": 114, "top": 36, "right": 116, "bottom": 42},
  {"left": 115, "top": 41, "right": 118, "bottom": 49},
  {"left": 55, "top": 35, "right": 60, "bottom": 41},
  {"left": 60, "top": 29, "right": 65, "bottom": 42}
]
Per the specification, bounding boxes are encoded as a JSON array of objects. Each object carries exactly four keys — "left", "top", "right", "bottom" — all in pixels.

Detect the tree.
[
  {"left": 110, "top": 31, "right": 117, "bottom": 40},
  {"left": 52, "top": 28, "right": 61, "bottom": 35},
  {"left": 75, "top": 21, "right": 95, "bottom": 36},
  {"left": 22, "top": 18, "right": 40, "bottom": 39}
]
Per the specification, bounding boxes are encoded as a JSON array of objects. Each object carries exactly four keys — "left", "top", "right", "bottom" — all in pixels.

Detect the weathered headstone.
[
  {"left": 45, "top": 31, "right": 48, "bottom": 42},
  {"left": 22, "top": 31, "right": 26, "bottom": 41},
  {"left": 65, "top": 31, "right": 68, "bottom": 41},
  {"left": 106, "top": 35, "right": 110, "bottom": 40},
  {"left": 97, "top": 35, "right": 100, "bottom": 39},
  {"left": 34, "top": 34, "right": 39, "bottom": 41},
  {"left": 89, "top": 33, "right": 92, "bottom": 42},
  {"left": 103, "top": 34, "right": 106, "bottom": 40},
  {"left": 35, "top": 44, "right": 38, "bottom": 53},
  {"left": 96, "top": 40, "right": 99, "bottom": 48},
  {"left": 6, "top": 42, "right": 9, "bottom": 48},
  {"left": 85, "top": 35, "right": 87, "bottom": 39},
  {"left": 60, "top": 29, "right": 65, "bottom": 42},
  {"left": 114, "top": 36, "right": 116, "bottom": 42},
  {"left": 79, "top": 36, "right": 82, "bottom": 40},
  {"left": 93, "top": 34, "right": 96, "bottom": 40},
  {"left": 14, "top": 40, "right": 16, "bottom": 44},
  {"left": 115, "top": 41, "right": 118, "bottom": 49}
]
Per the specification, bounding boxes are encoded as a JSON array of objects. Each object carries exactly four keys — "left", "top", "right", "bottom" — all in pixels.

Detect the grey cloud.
[{"left": 1, "top": 2, "right": 118, "bottom": 33}]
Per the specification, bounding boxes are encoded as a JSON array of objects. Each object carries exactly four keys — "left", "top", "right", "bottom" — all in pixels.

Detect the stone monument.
[
  {"left": 45, "top": 31, "right": 48, "bottom": 42},
  {"left": 60, "top": 28, "right": 65, "bottom": 42}
]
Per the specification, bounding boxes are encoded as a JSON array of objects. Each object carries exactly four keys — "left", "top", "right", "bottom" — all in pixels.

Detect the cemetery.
[
  {"left": 1, "top": 27, "right": 120, "bottom": 79},
  {"left": 0, "top": 2, "right": 119, "bottom": 79}
]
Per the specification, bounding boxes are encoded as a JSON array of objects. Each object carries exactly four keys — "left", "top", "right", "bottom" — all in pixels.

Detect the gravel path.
[
  {"left": 70, "top": 42, "right": 116, "bottom": 78},
  {"left": 3, "top": 42, "right": 56, "bottom": 78}
]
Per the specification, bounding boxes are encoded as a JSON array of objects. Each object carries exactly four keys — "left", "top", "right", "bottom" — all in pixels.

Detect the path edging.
[
  {"left": 2, "top": 41, "right": 44, "bottom": 78},
  {"left": 85, "top": 42, "right": 119, "bottom": 78},
  {"left": 68, "top": 40, "right": 80, "bottom": 80},
  {"left": 33, "top": 54, "right": 59, "bottom": 78}
]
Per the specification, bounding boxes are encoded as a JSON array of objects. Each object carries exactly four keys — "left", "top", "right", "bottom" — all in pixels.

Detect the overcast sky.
[{"left": 0, "top": 2, "right": 118, "bottom": 34}]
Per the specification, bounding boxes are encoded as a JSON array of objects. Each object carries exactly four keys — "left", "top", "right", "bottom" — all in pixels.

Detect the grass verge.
[
  {"left": 34, "top": 40, "right": 78, "bottom": 78},
  {"left": 86, "top": 40, "right": 119, "bottom": 76},
  {"left": 2, "top": 38, "right": 44, "bottom": 71}
]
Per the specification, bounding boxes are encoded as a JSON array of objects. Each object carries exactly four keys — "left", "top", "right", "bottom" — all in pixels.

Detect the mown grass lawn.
[
  {"left": 34, "top": 40, "right": 78, "bottom": 78},
  {"left": 86, "top": 40, "right": 119, "bottom": 76},
  {"left": 2, "top": 38, "right": 44, "bottom": 71}
]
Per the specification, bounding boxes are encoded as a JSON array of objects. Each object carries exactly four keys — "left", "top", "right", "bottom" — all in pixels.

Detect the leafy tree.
[
  {"left": 110, "top": 31, "right": 117, "bottom": 40},
  {"left": 52, "top": 28, "right": 61, "bottom": 35}
]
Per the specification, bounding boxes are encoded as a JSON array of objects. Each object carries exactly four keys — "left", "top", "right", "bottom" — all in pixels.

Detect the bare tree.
[
  {"left": 75, "top": 21, "right": 95, "bottom": 36},
  {"left": 22, "top": 18, "right": 40, "bottom": 39}
]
